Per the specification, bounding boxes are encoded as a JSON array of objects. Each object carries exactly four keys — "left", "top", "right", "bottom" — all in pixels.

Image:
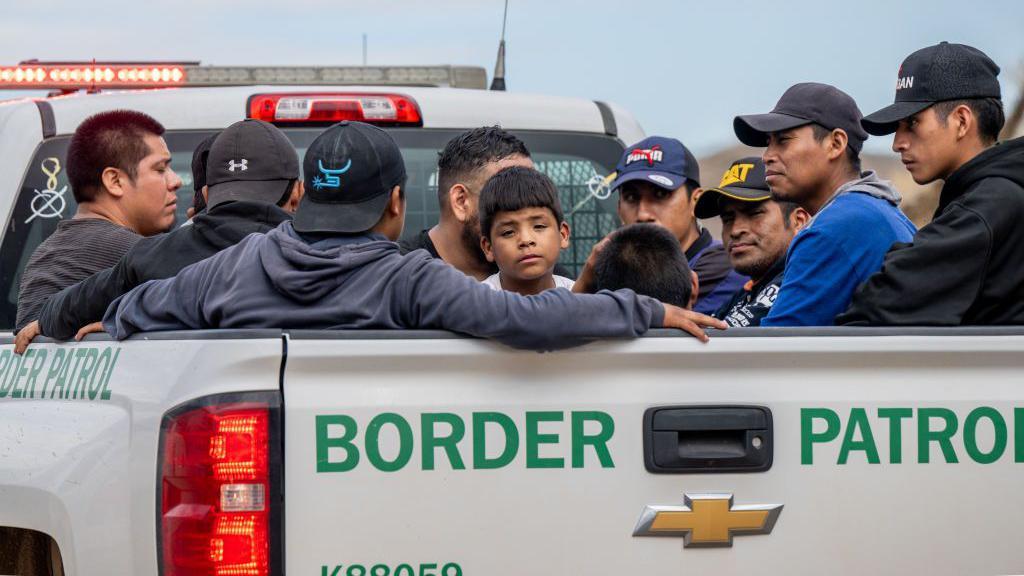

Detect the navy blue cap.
[
  {"left": 293, "top": 121, "right": 407, "bottom": 234},
  {"left": 609, "top": 136, "right": 700, "bottom": 192}
]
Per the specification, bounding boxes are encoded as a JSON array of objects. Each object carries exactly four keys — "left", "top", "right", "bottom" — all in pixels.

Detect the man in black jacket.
[
  {"left": 14, "top": 119, "right": 302, "bottom": 352},
  {"left": 839, "top": 42, "right": 1024, "bottom": 326}
]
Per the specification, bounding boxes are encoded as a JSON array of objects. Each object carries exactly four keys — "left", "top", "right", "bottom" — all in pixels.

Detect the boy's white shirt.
[{"left": 482, "top": 273, "right": 575, "bottom": 292}]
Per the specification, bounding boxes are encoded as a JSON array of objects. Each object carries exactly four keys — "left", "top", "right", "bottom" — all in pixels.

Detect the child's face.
[{"left": 481, "top": 207, "right": 570, "bottom": 282}]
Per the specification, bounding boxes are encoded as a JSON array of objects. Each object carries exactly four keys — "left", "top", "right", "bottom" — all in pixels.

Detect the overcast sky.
[{"left": 2, "top": 0, "right": 1022, "bottom": 155}]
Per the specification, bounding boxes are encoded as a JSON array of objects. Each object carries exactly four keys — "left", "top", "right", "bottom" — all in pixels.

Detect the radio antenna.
[{"left": 490, "top": 0, "right": 509, "bottom": 91}]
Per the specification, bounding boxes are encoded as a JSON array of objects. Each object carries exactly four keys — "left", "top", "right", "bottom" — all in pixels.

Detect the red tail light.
[
  {"left": 247, "top": 93, "right": 422, "bottom": 126},
  {"left": 160, "top": 393, "right": 280, "bottom": 576}
]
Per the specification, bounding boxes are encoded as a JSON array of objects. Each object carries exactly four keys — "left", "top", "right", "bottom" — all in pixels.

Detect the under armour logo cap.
[{"left": 207, "top": 119, "right": 299, "bottom": 208}]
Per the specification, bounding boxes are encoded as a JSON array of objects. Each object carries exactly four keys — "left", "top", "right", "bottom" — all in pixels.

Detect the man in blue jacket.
[
  {"left": 102, "top": 121, "right": 725, "bottom": 348},
  {"left": 733, "top": 83, "right": 916, "bottom": 326}
]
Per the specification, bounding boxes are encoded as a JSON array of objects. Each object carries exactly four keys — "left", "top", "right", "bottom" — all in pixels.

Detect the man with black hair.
[
  {"left": 15, "top": 119, "right": 301, "bottom": 351},
  {"left": 609, "top": 136, "right": 746, "bottom": 314},
  {"left": 841, "top": 42, "right": 1024, "bottom": 325},
  {"left": 14, "top": 109, "right": 181, "bottom": 333},
  {"left": 101, "top": 121, "right": 726, "bottom": 347},
  {"left": 590, "top": 223, "right": 697, "bottom": 309},
  {"left": 694, "top": 157, "right": 810, "bottom": 327},
  {"left": 185, "top": 132, "right": 219, "bottom": 219},
  {"left": 399, "top": 126, "right": 534, "bottom": 280},
  {"left": 734, "top": 83, "right": 916, "bottom": 326}
]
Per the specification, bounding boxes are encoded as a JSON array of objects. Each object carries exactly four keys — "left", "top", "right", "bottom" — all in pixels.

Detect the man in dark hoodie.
[
  {"left": 733, "top": 83, "right": 917, "bottom": 326},
  {"left": 14, "top": 119, "right": 302, "bottom": 352},
  {"left": 102, "top": 121, "right": 726, "bottom": 348},
  {"left": 840, "top": 43, "right": 1024, "bottom": 326}
]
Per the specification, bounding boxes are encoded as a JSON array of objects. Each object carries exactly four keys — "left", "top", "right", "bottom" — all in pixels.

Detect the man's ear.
[
  {"left": 480, "top": 235, "right": 495, "bottom": 263},
  {"left": 688, "top": 187, "right": 703, "bottom": 216},
  {"left": 559, "top": 221, "right": 570, "bottom": 249},
  {"left": 448, "top": 183, "right": 472, "bottom": 223},
  {"left": 101, "top": 167, "right": 128, "bottom": 199},
  {"left": 790, "top": 206, "right": 811, "bottom": 232},
  {"left": 201, "top": 185, "right": 209, "bottom": 202},
  {"left": 952, "top": 104, "right": 974, "bottom": 140},
  {"left": 283, "top": 181, "right": 304, "bottom": 214},
  {"left": 388, "top": 185, "right": 403, "bottom": 216},
  {"left": 827, "top": 129, "right": 849, "bottom": 162},
  {"left": 687, "top": 271, "right": 699, "bottom": 310}
]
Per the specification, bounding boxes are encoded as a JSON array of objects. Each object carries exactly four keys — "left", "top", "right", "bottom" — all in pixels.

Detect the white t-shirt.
[{"left": 482, "top": 273, "right": 575, "bottom": 292}]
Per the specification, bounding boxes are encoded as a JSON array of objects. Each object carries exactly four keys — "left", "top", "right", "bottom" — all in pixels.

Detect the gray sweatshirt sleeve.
[
  {"left": 101, "top": 252, "right": 218, "bottom": 340},
  {"left": 396, "top": 257, "right": 665, "bottom": 350}
]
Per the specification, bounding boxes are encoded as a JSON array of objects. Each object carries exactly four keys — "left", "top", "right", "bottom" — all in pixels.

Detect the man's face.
[
  {"left": 460, "top": 154, "right": 535, "bottom": 262},
  {"left": 892, "top": 107, "right": 961, "bottom": 184},
  {"left": 720, "top": 199, "right": 796, "bottom": 280},
  {"left": 617, "top": 181, "right": 695, "bottom": 246},
  {"left": 481, "top": 206, "right": 569, "bottom": 283},
  {"left": 121, "top": 134, "right": 181, "bottom": 236},
  {"left": 763, "top": 125, "right": 830, "bottom": 205}
]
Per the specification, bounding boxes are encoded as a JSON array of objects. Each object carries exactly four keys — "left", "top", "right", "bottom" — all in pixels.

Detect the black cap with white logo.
[
  {"left": 292, "top": 121, "right": 407, "bottom": 234},
  {"left": 207, "top": 119, "right": 299, "bottom": 208},
  {"left": 734, "top": 82, "right": 869, "bottom": 153},
  {"left": 862, "top": 42, "right": 1001, "bottom": 136}
]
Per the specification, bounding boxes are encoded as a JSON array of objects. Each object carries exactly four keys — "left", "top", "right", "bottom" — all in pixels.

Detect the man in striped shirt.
[{"left": 14, "top": 110, "right": 181, "bottom": 333}]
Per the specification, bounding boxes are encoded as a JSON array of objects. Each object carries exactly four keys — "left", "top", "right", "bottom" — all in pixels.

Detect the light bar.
[
  {"left": 0, "top": 64, "right": 187, "bottom": 89},
  {"left": 0, "top": 62, "right": 487, "bottom": 90},
  {"left": 248, "top": 93, "right": 423, "bottom": 125}
]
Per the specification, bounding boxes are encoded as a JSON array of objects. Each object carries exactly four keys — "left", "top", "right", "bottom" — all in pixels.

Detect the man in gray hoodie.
[
  {"left": 102, "top": 121, "right": 725, "bottom": 349},
  {"left": 732, "top": 83, "right": 916, "bottom": 326}
]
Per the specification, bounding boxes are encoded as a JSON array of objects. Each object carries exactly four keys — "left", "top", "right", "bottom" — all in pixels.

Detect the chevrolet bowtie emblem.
[{"left": 632, "top": 493, "right": 783, "bottom": 547}]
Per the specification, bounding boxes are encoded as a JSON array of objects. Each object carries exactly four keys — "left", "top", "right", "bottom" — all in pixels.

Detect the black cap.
[
  {"left": 189, "top": 132, "right": 219, "bottom": 214},
  {"left": 207, "top": 119, "right": 299, "bottom": 208},
  {"left": 292, "top": 121, "right": 407, "bottom": 234},
  {"left": 694, "top": 157, "right": 771, "bottom": 219},
  {"left": 862, "top": 42, "right": 1002, "bottom": 136},
  {"left": 734, "top": 82, "right": 869, "bottom": 153}
]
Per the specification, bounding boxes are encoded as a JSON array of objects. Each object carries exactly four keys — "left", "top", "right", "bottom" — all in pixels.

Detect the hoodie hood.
[
  {"left": 811, "top": 170, "right": 902, "bottom": 224},
  {"left": 192, "top": 200, "right": 292, "bottom": 249},
  {"left": 938, "top": 136, "right": 1024, "bottom": 214},
  {"left": 257, "top": 222, "right": 398, "bottom": 303},
  {"left": 832, "top": 170, "right": 902, "bottom": 205}
]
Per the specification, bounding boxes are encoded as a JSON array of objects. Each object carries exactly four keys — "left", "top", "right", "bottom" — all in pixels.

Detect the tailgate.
[{"left": 283, "top": 329, "right": 1024, "bottom": 575}]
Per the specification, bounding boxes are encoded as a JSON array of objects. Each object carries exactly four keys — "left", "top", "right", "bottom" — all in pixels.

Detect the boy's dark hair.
[
  {"left": 437, "top": 126, "right": 530, "bottom": 209},
  {"left": 932, "top": 97, "right": 1005, "bottom": 144},
  {"left": 810, "top": 123, "right": 861, "bottom": 174},
  {"left": 479, "top": 166, "right": 564, "bottom": 238},
  {"left": 592, "top": 223, "right": 693, "bottom": 308},
  {"left": 66, "top": 110, "right": 166, "bottom": 203}
]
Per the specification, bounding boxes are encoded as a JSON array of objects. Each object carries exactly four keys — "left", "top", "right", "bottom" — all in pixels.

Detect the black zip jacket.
[
  {"left": 38, "top": 200, "right": 292, "bottom": 339},
  {"left": 838, "top": 137, "right": 1024, "bottom": 326}
]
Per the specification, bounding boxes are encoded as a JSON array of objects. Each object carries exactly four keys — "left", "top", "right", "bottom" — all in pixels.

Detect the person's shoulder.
[
  {"left": 481, "top": 273, "right": 503, "bottom": 290},
  {"left": 818, "top": 193, "right": 905, "bottom": 230},
  {"left": 553, "top": 275, "right": 575, "bottom": 290}
]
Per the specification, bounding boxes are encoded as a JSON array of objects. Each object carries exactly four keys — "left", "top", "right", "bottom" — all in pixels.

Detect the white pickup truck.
[{"left": 1, "top": 63, "right": 1022, "bottom": 576}]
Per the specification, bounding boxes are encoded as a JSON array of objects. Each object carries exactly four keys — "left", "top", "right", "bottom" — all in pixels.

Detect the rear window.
[{"left": 0, "top": 128, "right": 624, "bottom": 329}]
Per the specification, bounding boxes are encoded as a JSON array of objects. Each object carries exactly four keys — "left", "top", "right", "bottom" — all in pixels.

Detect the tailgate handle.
[{"left": 643, "top": 406, "right": 773, "bottom": 473}]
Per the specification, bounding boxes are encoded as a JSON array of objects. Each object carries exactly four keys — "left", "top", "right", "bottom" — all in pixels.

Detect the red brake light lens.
[
  {"left": 248, "top": 93, "right": 422, "bottom": 125},
  {"left": 160, "top": 399, "right": 275, "bottom": 576}
]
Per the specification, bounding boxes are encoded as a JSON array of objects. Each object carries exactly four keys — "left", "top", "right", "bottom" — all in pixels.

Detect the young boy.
[{"left": 478, "top": 166, "right": 575, "bottom": 295}]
